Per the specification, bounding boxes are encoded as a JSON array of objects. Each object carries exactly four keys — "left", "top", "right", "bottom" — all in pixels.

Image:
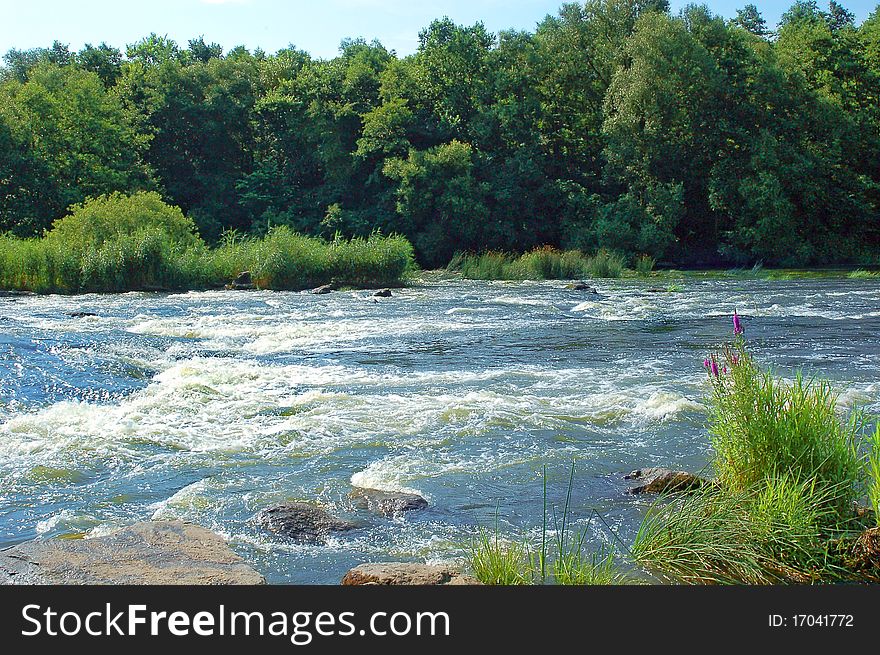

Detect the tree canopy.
[{"left": 1, "top": 1, "right": 878, "bottom": 267}]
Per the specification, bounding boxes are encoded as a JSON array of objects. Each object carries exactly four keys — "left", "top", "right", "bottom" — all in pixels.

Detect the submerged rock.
[
  {"left": 341, "top": 563, "right": 481, "bottom": 586},
  {"left": 350, "top": 487, "right": 428, "bottom": 516},
  {"left": 372, "top": 289, "right": 392, "bottom": 297},
  {"left": 257, "top": 503, "right": 357, "bottom": 544},
  {"left": 0, "top": 521, "right": 265, "bottom": 585},
  {"left": 625, "top": 467, "right": 707, "bottom": 495},
  {"left": 66, "top": 311, "right": 98, "bottom": 318}
]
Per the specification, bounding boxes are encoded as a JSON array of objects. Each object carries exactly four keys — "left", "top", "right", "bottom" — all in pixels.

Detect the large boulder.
[
  {"left": 625, "top": 467, "right": 707, "bottom": 495},
  {"left": 0, "top": 521, "right": 264, "bottom": 585},
  {"left": 372, "top": 289, "right": 392, "bottom": 298},
  {"left": 257, "top": 503, "right": 357, "bottom": 544},
  {"left": 350, "top": 487, "right": 428, "bottom": 516},
  {"left": 341, "top": 563, "right": 481, "bottom": 586}
]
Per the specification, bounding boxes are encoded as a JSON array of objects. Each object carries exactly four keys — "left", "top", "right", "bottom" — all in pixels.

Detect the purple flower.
[
  {"left": 731, "top": 354, "right": 739, "bottom": 366},
  {"left": 703, "top": 358, "right": 710, "bottom": 369},
  {"left": 710, "top": 359, "right": 719, "bottom": 377},
  {"left": 733, "top": 310, "right": 743, "bottom": 336}
]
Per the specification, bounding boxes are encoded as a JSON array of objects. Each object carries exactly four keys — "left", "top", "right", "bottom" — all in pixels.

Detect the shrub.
[
  {"left": 46, "top": 191, "right": 200, "bottom": 250},
  {"left": 634, "top": 254, "right": 656, "bottom": 276}
]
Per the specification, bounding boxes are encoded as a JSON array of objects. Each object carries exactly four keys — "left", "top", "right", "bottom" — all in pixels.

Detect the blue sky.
[{"left": 1, "top": 0, "right": 877, "bottom": 60}]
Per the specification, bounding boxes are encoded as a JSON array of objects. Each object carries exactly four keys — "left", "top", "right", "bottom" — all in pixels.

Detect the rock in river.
[
  {"left": 228, "top": 271, "right": 256, "bottom": 290},
  {"left": 0, "top": 521, "right": 265, "bottom": 585},
  {"left": 341, "top": 563, "right": 481, "bottom": 586},
  {"left": 311, "top": 283, "right": 334, "bottom": 295},
  {"left": 565, "top": 281, "right": 598, "bottom": 292},
  {"left": 625, "top": 467, "right": 707, "bottom": 495},
  {"left": 372, "top": 288, "right": 392, "bottom": 297},
  {"left": 257, "top": 503, "right": 357, "bottom": 544},
  {"left": 350, "top": 487, "right": 428, "bottom": 516}
]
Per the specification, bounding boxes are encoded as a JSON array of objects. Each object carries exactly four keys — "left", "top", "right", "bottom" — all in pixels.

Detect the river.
[{"left": 1, "top": 275, "right": 879, "bottom": 583}]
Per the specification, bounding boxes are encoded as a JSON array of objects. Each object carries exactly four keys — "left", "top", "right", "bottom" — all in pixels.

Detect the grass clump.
[
  {"left": 632, "top": 316, "right": 879, "bottom": 584},
  {"left": 0, "top": 194, "right": 415, "bottom": 293},
  {"left": 469, "top": 527, "right": 532, "bottom": 585},
  {"left": 848, "top": 269, "right": 880, "bottom": 279},
  {"left": 634, "top": 254, "right": 656, "bottom": 276},
  {"left": 450, "top": 246, "right": 626, "bottom": 280}
]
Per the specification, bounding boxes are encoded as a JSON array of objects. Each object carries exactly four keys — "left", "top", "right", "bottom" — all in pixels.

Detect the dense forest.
[{"left": 1, "top": 0, "right": 879, "bottom": 268}]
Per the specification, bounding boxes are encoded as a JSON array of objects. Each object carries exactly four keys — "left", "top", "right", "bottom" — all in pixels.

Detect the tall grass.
[
  {"left": 868, "top": 426, "right": 880, "bottom": 525},
  {"left": 468, "top": 463, "right": 627, "bottom": 585},
  {"left": 632, "top": 321, "right": 878, "bottom": 584},
  {"left": 848, "top": 269, "right": 880, "bottom": 279},
  {"left": 450, "top": 246, "right": 626, "bottom": 280},
  {"left": 0, "top": 228, "right": 415, "bottom": 294},
  {"left": 634, "top": 254, "right": 656, "bottom": 277},
  {"left": 707, "top": 339, "right": 864, "bottom": 513},
  {"left": 632, "top": 478, "right": 845, "bottom": 584}
]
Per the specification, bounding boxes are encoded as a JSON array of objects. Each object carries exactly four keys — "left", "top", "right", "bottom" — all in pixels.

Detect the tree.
[
  {"left": 76, "top": 43, "right": 123, "bottom": 87},
  {"left": 0, "top": 63, "right": 152, "bottom": 235},
  {"left": 732, "top": 4, "right": 771, "bottom": 37},
  {"left": 384, "top": 140, "right": 490, "bottom": 266}
]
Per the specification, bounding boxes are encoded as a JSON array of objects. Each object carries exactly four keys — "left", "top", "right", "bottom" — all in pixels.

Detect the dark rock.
[
  {"left": 341, "top": 563, "right": 482, "bottom": 586},
  {"left": 228, "top": 271, "right": 256, "bottom": 290},
  {"left": 140, "top": 285, "right": 171, "bottom": 293},
  {"left": 0, "top": 290, "right": 35, "bottom": 298},
  {"left": 67, "top": 311, "right": 98, "bottom": 318},
  {"left": 0, "top": 521, "right": 265, "bottom": 585},
  {"left": 350, "top": 487, "right": 428, "bottom": 516},
  {"left": 565, "top": 282, "right": 598, "bottom": 292},
  {"left": 257, "top": 503, "right": 357, "bottom": 544},
  {"left": 625, "top": 467, "right": 708, "bottom": 495},
  {"left": 646, "top": 287, "right": 666, "bottom": 293},
  {"left": 311, "top": 284, "right": 334, "bottom": 295},
  {"left": 372, "top": 289, "right": 392, "bottom": 298}
]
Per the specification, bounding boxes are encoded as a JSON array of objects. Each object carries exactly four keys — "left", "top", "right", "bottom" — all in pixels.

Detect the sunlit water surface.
[{"left": 1, "top": 276, "right": 878, "bottom": 583}]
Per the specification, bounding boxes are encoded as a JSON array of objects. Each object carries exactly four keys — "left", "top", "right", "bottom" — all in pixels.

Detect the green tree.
[{"left": 0, "top": 63, "right": 152, "bottom": 234}]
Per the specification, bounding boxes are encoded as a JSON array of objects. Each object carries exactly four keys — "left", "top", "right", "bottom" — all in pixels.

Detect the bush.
[{"left": 46, "top": 191, "right": 200, "bottom": 250}]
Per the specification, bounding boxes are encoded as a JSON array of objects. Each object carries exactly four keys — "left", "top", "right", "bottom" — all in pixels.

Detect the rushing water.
[{"left": 1, "top": 276, "right": 879, "bottom": 583}]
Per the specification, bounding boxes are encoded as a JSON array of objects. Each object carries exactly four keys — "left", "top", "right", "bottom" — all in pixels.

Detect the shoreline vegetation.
[
  {"left": 0, "top": 192, "right": 416, "bottom": 293},
  {"left": 468, "top": 317, "right": 880, "bottom": 585},
  {"left": 2, "top": 2, "right": 880, "bottom": 273},
  {"left": 2, "top": 195, "right": 878, "bottom": 295}
]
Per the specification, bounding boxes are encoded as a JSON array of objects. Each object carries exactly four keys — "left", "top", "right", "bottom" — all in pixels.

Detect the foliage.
[
  {"left": 1, "top": 2, "right": 879, "bottom": 268},
  {"left": 451, "top": 247, "right": 625, "bottom": 280},
  {"left": 0, "top": 195, "right": 414, "bottom": 293},
  {"left": 632, "top": 317, "right": 879, "bottom": 584}
]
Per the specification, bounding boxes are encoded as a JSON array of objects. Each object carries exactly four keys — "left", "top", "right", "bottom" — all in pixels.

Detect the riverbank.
[{"left": 0, "top": 193, "right": 416, "bottom": 294}]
